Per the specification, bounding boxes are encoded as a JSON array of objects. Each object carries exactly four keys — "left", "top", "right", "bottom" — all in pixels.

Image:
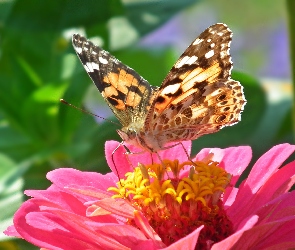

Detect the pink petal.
[
  {"left": 253, "top": 217, "right": 295, "bottom": 248},
  {"left": 232, "top": 217, "right": 295, "bottom": 249},
  {"left": 24, "top": 190, "right": 89, "bottom": 216},
  {"left": 256, "top": 192, "right": 295, "bottom": 223},
  {"left": 244, "top": 143, "right": 295, "bottom": 193},
  {"left": 194, "top": 146, "right": 252, "bottom": 186},
  {"left": 218, "top": 146, "right": 252, "bottom": 185},
  {"left": 236, "top": 215, "right": 259, "bottom": 231},
  {"left": 51, "top": 208, "right": 150, "bottom": 249},
  {"left": 12, "top": 201, "right": 100, "bottom": 250},
  {"left": 4, "top": 225, "right": 21, "bottom": 238},
  {"left": 133, "top": 210, "right": 165, "bottom": 248},
  {"left": 232, "top": 161, "right": 295, "bottom": 222},
  {"left": 211, "top": 215, "right": 258, "bottom": 250},
  {"left": 88, "top": 198, "right": 135, "bottom": 219},
  {"left": 66, "top": 186, "right": 111, "bottom": 200},
  {"left": 255, "top": 160, "right": 295, "bottom": 202},
  {"left": 262, "top": 242, "right": 295, "bottom": 250},
  {"left": 158, "top": 141, "right": 192, "bottom": 163},
  {"left": 228, "top": 144, "right": 295, "bottom": 223},
  {"left": 86, "top": 205, "right": 111, "bottom": 216},
  {"left": 163, "top": 226, "right": 203, "bottom": 250},
  {"left": 194, "top": 148, "right": 214, "bottom": 161},
  {"left": 47, "top": 168, "right": 117, "bottom": 191},
  {"left": 16, "top": 199, "right": 151, "bottom": 250},
  {"left": 132, "top": 240, "right": 159, "bottom": 250},
  {"left": 223, "top": 187, "right": 239, "bottom": 207}
]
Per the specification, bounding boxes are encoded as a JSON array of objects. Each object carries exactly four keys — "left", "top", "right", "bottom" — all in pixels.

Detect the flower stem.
[{"left": 286, "top": 0, "right": 295, "bottom": 136}]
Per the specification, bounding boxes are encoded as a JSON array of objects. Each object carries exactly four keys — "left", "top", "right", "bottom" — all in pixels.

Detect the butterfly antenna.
[{"left": 60, "top": 99, "right": 120, "bottom": 126}]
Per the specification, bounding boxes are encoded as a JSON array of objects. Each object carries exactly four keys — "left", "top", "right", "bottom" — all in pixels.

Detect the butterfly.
[{"left": 72, "top": 23, "right": 246, "bottom": 153}]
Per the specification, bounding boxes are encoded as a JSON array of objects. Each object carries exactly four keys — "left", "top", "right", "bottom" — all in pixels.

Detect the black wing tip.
[
  {"left": 72, "top": 33, "right": 80, "bottom": 42},
  {"left": 72, "top": 33, "right": 86, "bottom": 45},
  {"left": 72, "top": 34, "right": 101, "bottom": 52}
]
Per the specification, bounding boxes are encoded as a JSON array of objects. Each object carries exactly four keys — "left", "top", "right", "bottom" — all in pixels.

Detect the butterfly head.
[
  {"left": 117, "top": 128, "right": 135, "bottom": 140},
  {"left": 117, "top": 127, "right": 144, "bottom": 150},
  {"left": 117, "top": 127, "right": 161, "bottom": 153}
]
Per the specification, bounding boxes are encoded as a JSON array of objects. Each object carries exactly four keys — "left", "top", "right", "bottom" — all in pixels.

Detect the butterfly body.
[{"left": 72, "top": 23, "right": 246, "bottom": 153}]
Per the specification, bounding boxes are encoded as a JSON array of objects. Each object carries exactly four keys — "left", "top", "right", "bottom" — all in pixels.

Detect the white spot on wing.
[
  {"left": 176, "top": 55, "right": 198, "bottom": 68},
  {"left": 74, "top": 46, "right": 82, "bottom": 54},
  {"left": 85, "top": 62, "right": 99, "bottom": 72},
  {"left": 175, "top": 56, "right": 189, "bottom": 68},
  {"left": 84, "top": 63, "right": 92, "bottom": 72},
  {"left": 205, "top": 50, "right": 214, "bottom": 59},
  {"left": 193, "top": 38, "right": 203, "bottom": 45},
  {"left": 92, "top": 62, "right": 99, "bottom": 70},
  {"left": 161, "top": 83, "right": 181, "bottom": 95},
  {"left": 99, "top": 57, "right": 108, "bottom": 64},
  {"left": 186, "top": 55, "right": 198, "bottom": 65}
]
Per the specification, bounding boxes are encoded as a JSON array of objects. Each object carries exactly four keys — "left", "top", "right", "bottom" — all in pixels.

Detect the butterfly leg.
[
  {"left": 122, "top": 145, "right": 154, "bottom": 166},
  {"left": 155, "top": 151, "right": 166, "bottom": 168},
  {"left": 111, "top": 142, "right": 146, "bottom": 188},
  {"left": 160, "top": 142, "right": 196, "bottom": 166},
  {"left": 122, "top": 144, "right": 137, "bottom": 169},
  {"left": 176, "top": 142, "right": 197, "bottom": 167},
  {"left": 111, "top": 141, "right": 126, "bottom": 184}
]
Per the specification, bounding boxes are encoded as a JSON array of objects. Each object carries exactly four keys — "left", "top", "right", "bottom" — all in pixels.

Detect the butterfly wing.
[
  {"left": 72, "top": 34, "right": 157, "bottom": 127},
  {"left": 145, "top": 23, "right": 246, "bottom": 146}
]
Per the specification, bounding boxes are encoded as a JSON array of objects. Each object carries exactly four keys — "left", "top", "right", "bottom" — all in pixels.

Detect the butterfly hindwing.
[{"left": 151, "top": 79, "right": 245, "bottom": 145}]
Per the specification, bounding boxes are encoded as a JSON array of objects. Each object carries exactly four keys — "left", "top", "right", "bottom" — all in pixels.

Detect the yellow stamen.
[
  {"left": 108, "top": 158, "right": 231, "bottom": 207},
  {"left": 106, "top": 156, "right": 233, "bottom": 247}
]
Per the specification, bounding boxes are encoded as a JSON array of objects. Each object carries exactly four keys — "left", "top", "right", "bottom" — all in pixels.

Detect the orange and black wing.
[
  {"left": 145, "top": 23, "right": 246, "bottom": 144},
  {"left": 72, "top": 34, "right": 157, "bottom": 127}
]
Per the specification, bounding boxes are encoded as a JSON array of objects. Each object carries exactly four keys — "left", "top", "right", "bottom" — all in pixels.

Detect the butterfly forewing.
[
  {"left": 72, "top": 34, "right": 156, "bottom": 127},
  {"left": 148, "top": 23, "right": 233, "bottom": 116},
  {"left": 144, "top": 23, "right": 245, "bottom": 147}
]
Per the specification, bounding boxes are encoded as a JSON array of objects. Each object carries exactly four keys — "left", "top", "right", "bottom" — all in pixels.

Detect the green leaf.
[
  {"left": 73, "top": 116, "right": 120, "bottom": 172},
  {"left": 58, "top": 57, "right": 95, "bottom": 143},
  {"left": 0, "top": 154, "right": 24, "bottom": 241},
  {"left": 5, "top": 0, "right": 123, "bottom": 31},
  {"left": 0, "top": 0, "right": 14, "bottom": 25},
  {"left": 21, "top": 82, "right": 68, "bottom": 144},
  {"left": 275, "top": 107, "right": 293, "bottom": 142},
  {"left": 124, "top": 0, "right": 199, "bottom": 36},
  {"left": 0, "top": 123, "right": 35, "bottom": 161}
]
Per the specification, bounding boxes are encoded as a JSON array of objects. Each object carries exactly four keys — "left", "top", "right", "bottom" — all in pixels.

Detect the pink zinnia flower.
[{"left": 4, "top": 141, "right": 295, "bottom": 249}]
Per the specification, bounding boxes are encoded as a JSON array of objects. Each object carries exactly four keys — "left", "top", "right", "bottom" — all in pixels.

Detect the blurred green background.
[{"left": 0, "top": 0, "right": 293, "bottom": 249}]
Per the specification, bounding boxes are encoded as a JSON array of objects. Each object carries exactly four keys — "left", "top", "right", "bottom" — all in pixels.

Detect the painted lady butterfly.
[{"left": 72, "top": 23, "right": 246, "bottom": 153}]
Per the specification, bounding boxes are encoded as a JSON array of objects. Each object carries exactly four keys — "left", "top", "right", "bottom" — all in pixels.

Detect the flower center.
[{"left": 108, "top": 156, "right": 233, "bottom": 248}]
